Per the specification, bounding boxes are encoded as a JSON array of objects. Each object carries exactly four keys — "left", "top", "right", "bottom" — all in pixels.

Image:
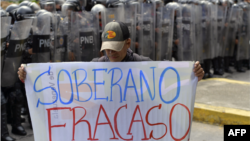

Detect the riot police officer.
[
  {"left": 1, "top": 9, "right": 16, "bottom": 141},
  {"left": 2, "top": 5, "right": 35, "bottom": 138}
]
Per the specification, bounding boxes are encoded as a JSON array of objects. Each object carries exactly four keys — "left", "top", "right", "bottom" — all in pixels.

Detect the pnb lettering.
[
  {"left": 15, "top": 42, "right": 27, "bottom": 52},
  {"left": 39, "top": 39, "right": 51, "bottom": 48},
  {"left": 81, "top": 36, "right": 93, "bottom": 44}
]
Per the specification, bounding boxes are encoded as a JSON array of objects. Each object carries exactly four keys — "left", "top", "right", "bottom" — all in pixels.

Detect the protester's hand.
[
  {"left": 18, "top": 64, "right": 26, "bottom": 82},
  {"left": 6, "top": 43, "right": 9, "bottom": 48},
  {"left": 194, "top": 61, "right": 204, "bottom": 82}
]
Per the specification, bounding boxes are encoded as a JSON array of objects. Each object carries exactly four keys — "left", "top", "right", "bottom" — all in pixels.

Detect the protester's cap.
[{"left": 101, "top": 21, "right": 130, "bottom": 52}]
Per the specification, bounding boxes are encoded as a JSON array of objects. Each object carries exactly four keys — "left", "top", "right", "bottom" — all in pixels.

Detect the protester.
[{"left": 18, "top": 21, "right": 205, "bottom": 82}]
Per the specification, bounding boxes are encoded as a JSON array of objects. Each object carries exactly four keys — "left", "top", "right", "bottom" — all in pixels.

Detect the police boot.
[
  {"left": 235, "top": 60, "right": 246, "bottom": 72},
  {"left": 1, "top": 104, "right": 16, "bottom": 141},
  {"left": 7, "top": 96, "right": 25, "bottom": 124},
  {"left": 7, "top": 101, "right": 12, "bottom": 124},
  {"left": 224, "top": 56, "right": 233, "bottom": 73},
  {"left": 243, "top": 59, "right": 250, "bottom": 70},
  {"left": 205, "top": 59, "right": 213, "bottom": 78},
  {"left": 218, "top": 56, "right": 225, "bottom": 74},
  {"left": 11, "top": 103, "right": 27, "bottom": 136},
  {"left": 213, "top": 57, "right": 224, "bottom": 75},
  {"left": 229, "top": 56, "right": 235, "bottom": 66}
]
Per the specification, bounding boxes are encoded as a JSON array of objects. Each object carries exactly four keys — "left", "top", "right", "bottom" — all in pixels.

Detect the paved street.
[{"left": 7, "top": 68, "right": 250, "bottom": 141}]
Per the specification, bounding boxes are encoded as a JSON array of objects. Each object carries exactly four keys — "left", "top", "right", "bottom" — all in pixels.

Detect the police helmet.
[
  {"left": 19, "top": 1, "right": 32, "bottom": 7},
  {"left": 6, "top": 4, "right": 19, "bottom": 24},
  {"left": 29, "top": 2, "right": 41, "bottom": 13},
  {"left": 92, "top": 0, "right": 107, "bottom": 6},
  {"left": 1, "top": 9, "right": 8, "bottom": 17},
  {"left": 6, "top": 4, "right": 19, "bottom": 13},
  {"left": 91, "top": 3, "right": 106, "bottom": 14},
  {"left": 106, "top": 0, "right": 122, "bottom": 8},
  {"left": 13, "top": 6, "right": 35, "bottom": 21},
  {"left": 61, "top": 0, "right": 82, "bottom": 17}
]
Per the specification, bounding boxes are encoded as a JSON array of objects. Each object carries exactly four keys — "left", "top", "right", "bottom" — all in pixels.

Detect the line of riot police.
[{"left": 1, "top": 0, "right": 250, "bottom": 140}]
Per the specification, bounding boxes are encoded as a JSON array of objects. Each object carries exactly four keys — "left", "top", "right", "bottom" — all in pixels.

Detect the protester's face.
[{"left": 105, "top": 39, "right": 131, "bottom": 62}]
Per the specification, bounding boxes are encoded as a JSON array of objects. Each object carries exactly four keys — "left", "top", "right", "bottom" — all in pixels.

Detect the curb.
[
  {"left": 203, "top": 78, "right": 250, "bottom": 85},
  {"left": 193, "top": 103, "right": 250, "bottom": 125}
]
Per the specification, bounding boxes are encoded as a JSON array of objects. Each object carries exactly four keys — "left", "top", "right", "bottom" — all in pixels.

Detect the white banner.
[{"left": 25, "top": 61, "right": 197, "bottom": 141}]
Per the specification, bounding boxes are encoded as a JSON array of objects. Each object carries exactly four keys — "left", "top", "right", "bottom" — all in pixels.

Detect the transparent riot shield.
[
  {"left": 201, "top": 1, "right": 212, "bottom": 60},
  {"left": 237, "top": 4, "right": 249, "bottom": 61},
  {"left": 138, "top": 1, "right": 156, "bottom": 60},
  {"left": 155, "top": 2, "right": 174, "bottom": 61},
  {"left": 224, "top": 4, "right": 239, "bottom": 57},
  {"left": 71, "top": 11, "right": 100, "bottom": 61},
  {"left": 31, "top": 13, "right": 52, "bottom": 63},
  {"left": 178, "top": 4, "right": 195, "bottom": 61},
  {"left": 1, "top": 19, "right": 33, "bottom": 87},
  {"left": 210, "top": 2, "right": 218, "bottom": 59},
  {"left": 1, "top": 17, "right": 11, "bottom": 71},
  {"left": 119, "top": 3, "right": 137, "bottom": 53},
  {"left": 192, "top": 2, "right": 203, "bottom": 62},
  {"left": 41, "top": 0, "right": 56, "bottom": 13},
  {"left": 53, "top": 12, "right": 69, "bottom": 62},
  {"left": 104, "top": 7, "right": 124, "bottom": 26},
  {"left": 166, "top": 2, "right": 182, "bottom": 61},
  {"left": 216, "top": 3, "right": 227, "bottom": 58},
  {"left": 91, "top": 4, "right": 107, "bottom": 32}
]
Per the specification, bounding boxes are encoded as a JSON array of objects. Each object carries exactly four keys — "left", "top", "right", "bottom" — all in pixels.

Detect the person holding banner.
[{"left": 18, "top": 21, "right": 204, "bottom": 81}]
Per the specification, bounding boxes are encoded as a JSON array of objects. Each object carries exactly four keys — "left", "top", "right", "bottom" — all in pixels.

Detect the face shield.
[
  {"left": 62, "top": 3, "right": 76, "bottom": 20},
  {"left": 15, "top": 13, "right": 36, "bottom": 21},
  {"left": 43, "top": 2, "right": 56, "bottom": 12},
  {"left": 55, "top": 0, "right": 65, "bottom": 11},
  {"left": 79, "top": 0, "right": 87, "bottom": 9}
]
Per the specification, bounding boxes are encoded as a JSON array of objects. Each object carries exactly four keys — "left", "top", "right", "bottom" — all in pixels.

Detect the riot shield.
[
  {"left": 216, "top": 3, "right": 227, "bottom": 58},
  {"left": 178, "top": 4, "right": 195, "bottom": 61},
  {"left": 201, "top": 1, "right": 212, "bottom": 60},
  {"left": 53, "top": 12, "right": 69, "bottom": 62},
  {"left": 119, "top": 3, "right": 137, "bottom": 53},
  {"left": 1, "top": 19, "right": 33, "bottom": 87},
  {"left": 71, "top": 11, "right": 100, "bottom": 61},
  {"left": 192, "top": 2, "right": 203, "bottom": 62},
  {"left": 155, "top": 2, "right": 174, "bottom": 61},
  {"left": 210, "top": 1, "right": 218, "bottom": 59},
  {"left": 1, "top": 17, "right": 11, "bottom": 71},
  {"left": 224, "top": 4, "right": 239, "bottom": 57},
  {"left": 138, "top": 1, "right": 156, "bottom": 60},
  {"left": 31, "top": 12, "right": 52, "bottom": 63},
  {"left": 91, "top": 4, "right": 107, "bottom": 32},
  {"left": 237, "top": 4, "right": 249, "bottom": 61},
  {"left": 104, "top": 7, "right": 124, "bottom": 26},
  {"left": 165, "top": 2, "right": 182, "bottom": 61}
]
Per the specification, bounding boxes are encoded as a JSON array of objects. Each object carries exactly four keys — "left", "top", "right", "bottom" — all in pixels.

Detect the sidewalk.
[{"left": 193, "top": 69, "right": 250, "bottom": 125}]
